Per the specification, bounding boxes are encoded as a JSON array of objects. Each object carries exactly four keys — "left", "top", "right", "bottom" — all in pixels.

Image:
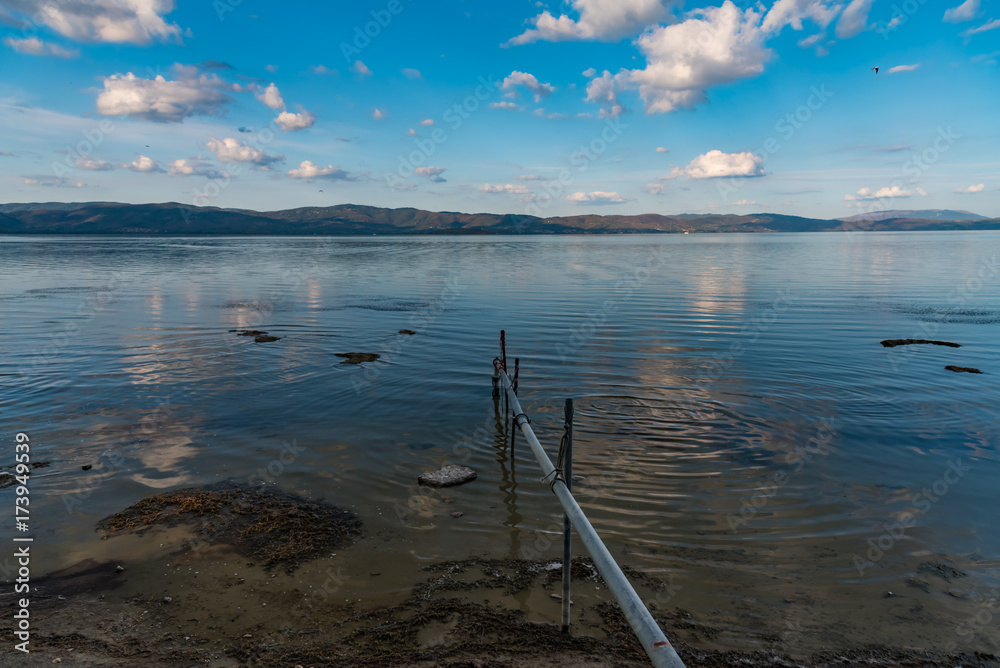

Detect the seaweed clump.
[{"left": 97, "top": 482, "right": 361, "bottom": 572}]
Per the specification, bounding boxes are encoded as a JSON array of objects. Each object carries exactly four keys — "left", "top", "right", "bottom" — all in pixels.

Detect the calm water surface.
[{"left": 1, "top": 232, "right": 998, "bottom": 653}]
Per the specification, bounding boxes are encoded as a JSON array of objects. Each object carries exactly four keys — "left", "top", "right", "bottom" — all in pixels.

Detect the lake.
[{"left": 1, "top": 232, "right": 998, "bottom": 658}]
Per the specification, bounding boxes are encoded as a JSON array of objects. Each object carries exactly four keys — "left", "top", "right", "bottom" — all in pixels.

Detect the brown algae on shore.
[{"left": 97, "top": 482, "right": 361, "bottom": 572}]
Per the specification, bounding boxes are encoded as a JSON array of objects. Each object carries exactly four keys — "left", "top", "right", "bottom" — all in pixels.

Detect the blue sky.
[{"left": 0, "top": 0, "right": 997, "bottom": 218}]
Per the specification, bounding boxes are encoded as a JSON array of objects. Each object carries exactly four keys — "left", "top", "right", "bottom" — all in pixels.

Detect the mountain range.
[{"left": 0, "top": 202, "right": 996, "bottom": 235}]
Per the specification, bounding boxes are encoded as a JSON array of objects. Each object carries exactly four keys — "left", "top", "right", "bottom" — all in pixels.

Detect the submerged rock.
[
  {"left": 233, "top": 329, "right": 267, "bottom": 337},
  {"left": 254, "top": 334, "right": 280, "bottom": 343},
  {"left": 880, "top": 339, "right": 961, "bottom": 348},
  {"left": 398, "top": 329, "right": 416, "bottom": 335},
  {"left": 335, "top": 352, "right": 380, "bottom": 364},
  {"left": 945, "top": 365, "right": 982, "bottom": 374},
  {"left": 418, "top": 465, "right": 477, "bottom": 488}
]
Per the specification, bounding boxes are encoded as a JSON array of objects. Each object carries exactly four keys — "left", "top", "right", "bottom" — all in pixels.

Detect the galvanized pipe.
[{"left": 494, "top": 362, "right": 686, "bottom": 668}]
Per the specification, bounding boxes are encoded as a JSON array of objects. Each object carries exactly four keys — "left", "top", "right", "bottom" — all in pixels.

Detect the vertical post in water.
[
  {"left": 562, "top": 397, "right": 574, "bottom": 634},
  {"left": 510, "top": 358, "right": 520, "bottom": 453}
]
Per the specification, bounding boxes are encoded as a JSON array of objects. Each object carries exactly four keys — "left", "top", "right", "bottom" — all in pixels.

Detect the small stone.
[
  {"left": 335, "top": 352, "right": 380, "bottom": 364},
  {"left": 114, "top": 565, "right": 124, "bottom": 573},
  {"left": 52, "top": 659, "right": 61, "bottom": 664},
  {"left": 418, "top": 465, "right": 477, "bottom": 488},
  {"left": 162, "top": 596, "right": 172, "bottom": 604},
  {"left": 254, "top": 335, "right": 280, "bottom": 343},
  {"left": 398, "top": 329, "right": 416, "bottom": 335},
  {"left": 544, "top": 562, "right": 562, "bottom": 572},
  {"left": 450, "top": 511, "right": 464, "bottom": 518},
  {"left": 370, "top": 572, "right": 381, "bottom": 577},
  {"left": 243, "top": 633, "right": 252, "bottom": 639},
  {"left": 82, "top": 464, "right": 92, "bottom": 471}
]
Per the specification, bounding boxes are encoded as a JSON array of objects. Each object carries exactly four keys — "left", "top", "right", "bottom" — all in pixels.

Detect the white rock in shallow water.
[{"left": 418, "top": 465, "right": 477, "bottom": 487}]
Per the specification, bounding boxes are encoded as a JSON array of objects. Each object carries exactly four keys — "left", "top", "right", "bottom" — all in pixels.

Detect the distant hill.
[
  {"left": 0, "top": 202, "right": 997, "bottom": 235},
  {"left": 838, "top": 209, "right": 987, "bottom": 223}
]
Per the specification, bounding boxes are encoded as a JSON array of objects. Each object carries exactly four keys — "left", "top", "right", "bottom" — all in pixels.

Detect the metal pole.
[
  {"left": 561, "top": 398, "right": 573, "bottom": 634},
  {"left": 511, "top": 358, "right": 520, "bottom": 453},
  {"left": 494, "top": 362, "right": 686, "bottom": 668}
]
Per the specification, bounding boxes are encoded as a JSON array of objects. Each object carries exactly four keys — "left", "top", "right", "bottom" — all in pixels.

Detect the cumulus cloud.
[
  {"left": 762, "top": 0, "right": 842, "bottom": 33},
  {"left": 252, "top": 82, "right": 284, "bottom": 110},
  {"left": 844, "top": 185, "right": 912, "bottom": 201},
  {"left": 587, "top": 2, "right": 771, "bottom": 116},
  {"left": 287, "top": 161, "right": 352, "bottom": 180},
  {"left": 656, "top": 146, "right": 669, "bottom": 153},
  {"left": 96, "top": 71, "right": 233, "bottom": 122},
  {"left": 353, "top": 60, "right": 372, "bottom": 77},
  {"left": 75, "top": 157, "right": 114, "bottom": 171},
  {"left": 123, "top": 155, "right": 162, "bottom": 172},
  {"left": 888, "top": 64, "right": 919, "bottom": 73},
  {"left": 22, "top": 175, "right": 85, "bottom": 187},
  {"left": 0, "top": 0, "right": 182, "bottom": 44},
  {"left": 167, "top": 158, "right": 220, "bottom": 177},
  {"left": 507, "top": 0, "right": 673, "bottom": 44},
  {"left": 835, "top": 0, "right": 874, "bottom": 38},
  {"left": 275, "top": 109, "right": 316, "bottom": 131},
  {"left": 732, "top": 199, "right": 758, "bottom": 206},
  {"left": 419, "top": 118, "right": 434, "bottom": 126},
  {"left": 944, "top": 0, "right": 979, "bottom": 22},
  {"left": 401, "top": 68, "right": 422, "bottom": 79},
  {"left": 489, "top": 101, "right": 519, "bottom": 109},
  {"left": 206, "top": 137, "right": 283, "bottom": 167},
  {"left": 373, "top": 107, "right": 386, "bottom": 120},
  {"left": 405, "top": 128, "right": 417, "bottom": 136},
  {"left": 670, "top": 150, "right": 765, "bottom": 179},
  {"left": 954, "top": 183, "right": 985, "bottom": 193},
  {"left": 645, "top": 183, "right": 667, "bottom": 195},
  {"left": 501, "top": 71, "right": 555, "bottom": 102},
  {"left": 480, "top": 183, "right": 530, "bottom": 194},
  {"left": 312, "top": 64, "right": 334, "bottom": 75},
  {"left": 415, "top": 166, "right": 447, "bottom": 183},
  {"left": 567, "top": 191, "right": 630, "bottom": 204},
  {"left": 3, "top": 37, "right": 79, "bottom": 58}
]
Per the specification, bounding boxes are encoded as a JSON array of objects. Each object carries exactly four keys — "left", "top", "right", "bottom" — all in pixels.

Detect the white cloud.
[
  {"left": 888, "top": 64, "right": 919, "bottom": 73},
  {"left": 797, "top": 32, "right": 825, "bottom": 47},
  {"left": 265, "top": 64, "right": 279, "bottom": 73},
  {"left": 252, "top": 83, "right": 284, "bottom": 110},
  {"left": 835, "top": 0, "right": 874, "bottom": 38},
  {"left": 373, "top": 107, "right": 386, "bottom": 120},
  {"left": 3, "top": 37, "right": 79, "bottom": 58},
  {"left": 312, "top": 64, "right": 334, "bottom": 75},
  {"left": 954, "top": 183, "right": 985, "bottom": 193},
  {"left": 205, "top": 137, "right": 283, "bottom": 167},
  {"left": 762, "top": 0, "right": 842, "bottom": 33},
  {"left": 405, "top": 128, "right": 417, "bottom": 136},
  {"left": 0, "top": 0, "right": 182, "bottom": 44},
  {"left": 567, "top": 191, "right": 630, "bottom": 204},
  {"left": 167, "top": 158, "right": 219, "bottom": 177},
  {"left": 275, "top": 109, "right": 316, "bottom": 132},
  {"left": 844, "top": 185, "right": 912, "bottom": 201},
  {"left": 401, "top": 68, "right": 422, "bottom": 79},
  {"left": 501, "top": 71, "right": 555, "bottom": 102},
  {"left": 353, "top": 60, "right": 372, "bottom": 77},
  {"left": 480, "top": 183, "right": 530, "bottom": 194},
  {"left": 96, "top": 71, "right": 233, "bottom": 122},
  {"left": 419, "top": 118, "right": 434, "bottom": 126},
  {"left": 732, "top": 199, "right": 758, "bottom": 206},
  {"left": 123, "top": 155, "right": 162, "bottom": 172},
  {"left": 287, "top": 161, "right": 351, "bottom": 180},
  {"left": 518, "top": 174, "right": 541, "bottom": 180},
  {"left": 944, "top": 0, "right": 979, "bottom": 23},
  {"left": 670, "top": 150, "right": 766, "bottom": 179},
  {"left": 415, "top": 166, "right": 447, "bottom": 183},
  {"left": 75, "top": 157, "right": 114, "bottom": 170},
  {"left": 592, "top": 2, "right": 772, "bottom": 116},
  {"left": 655, "top": 146, "right": 669, "bottom": 153},
  {"left": 22, "top": 175, "right": 85, "bottom": 187},
  {"left": 489, "top": 101, "right": 519, "bottom": 109},
  {"left": 507, "top": 0, "right": 673, "bottom": 44},
  {"left": 963, "top": 18, "right": 1000, "bottom": 35},
  {"left": 645, "top": 183, "right": 667, "bottom": 195}
]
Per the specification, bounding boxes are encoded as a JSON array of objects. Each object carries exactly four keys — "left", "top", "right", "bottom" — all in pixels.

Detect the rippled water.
[{"left": 2, "top": 232, "right": 999, "bottom": 653}]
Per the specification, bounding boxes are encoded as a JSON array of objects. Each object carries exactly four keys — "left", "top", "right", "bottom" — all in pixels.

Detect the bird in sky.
[{"left": 872, "top": 66, "right": 879, "bottom": 74}]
